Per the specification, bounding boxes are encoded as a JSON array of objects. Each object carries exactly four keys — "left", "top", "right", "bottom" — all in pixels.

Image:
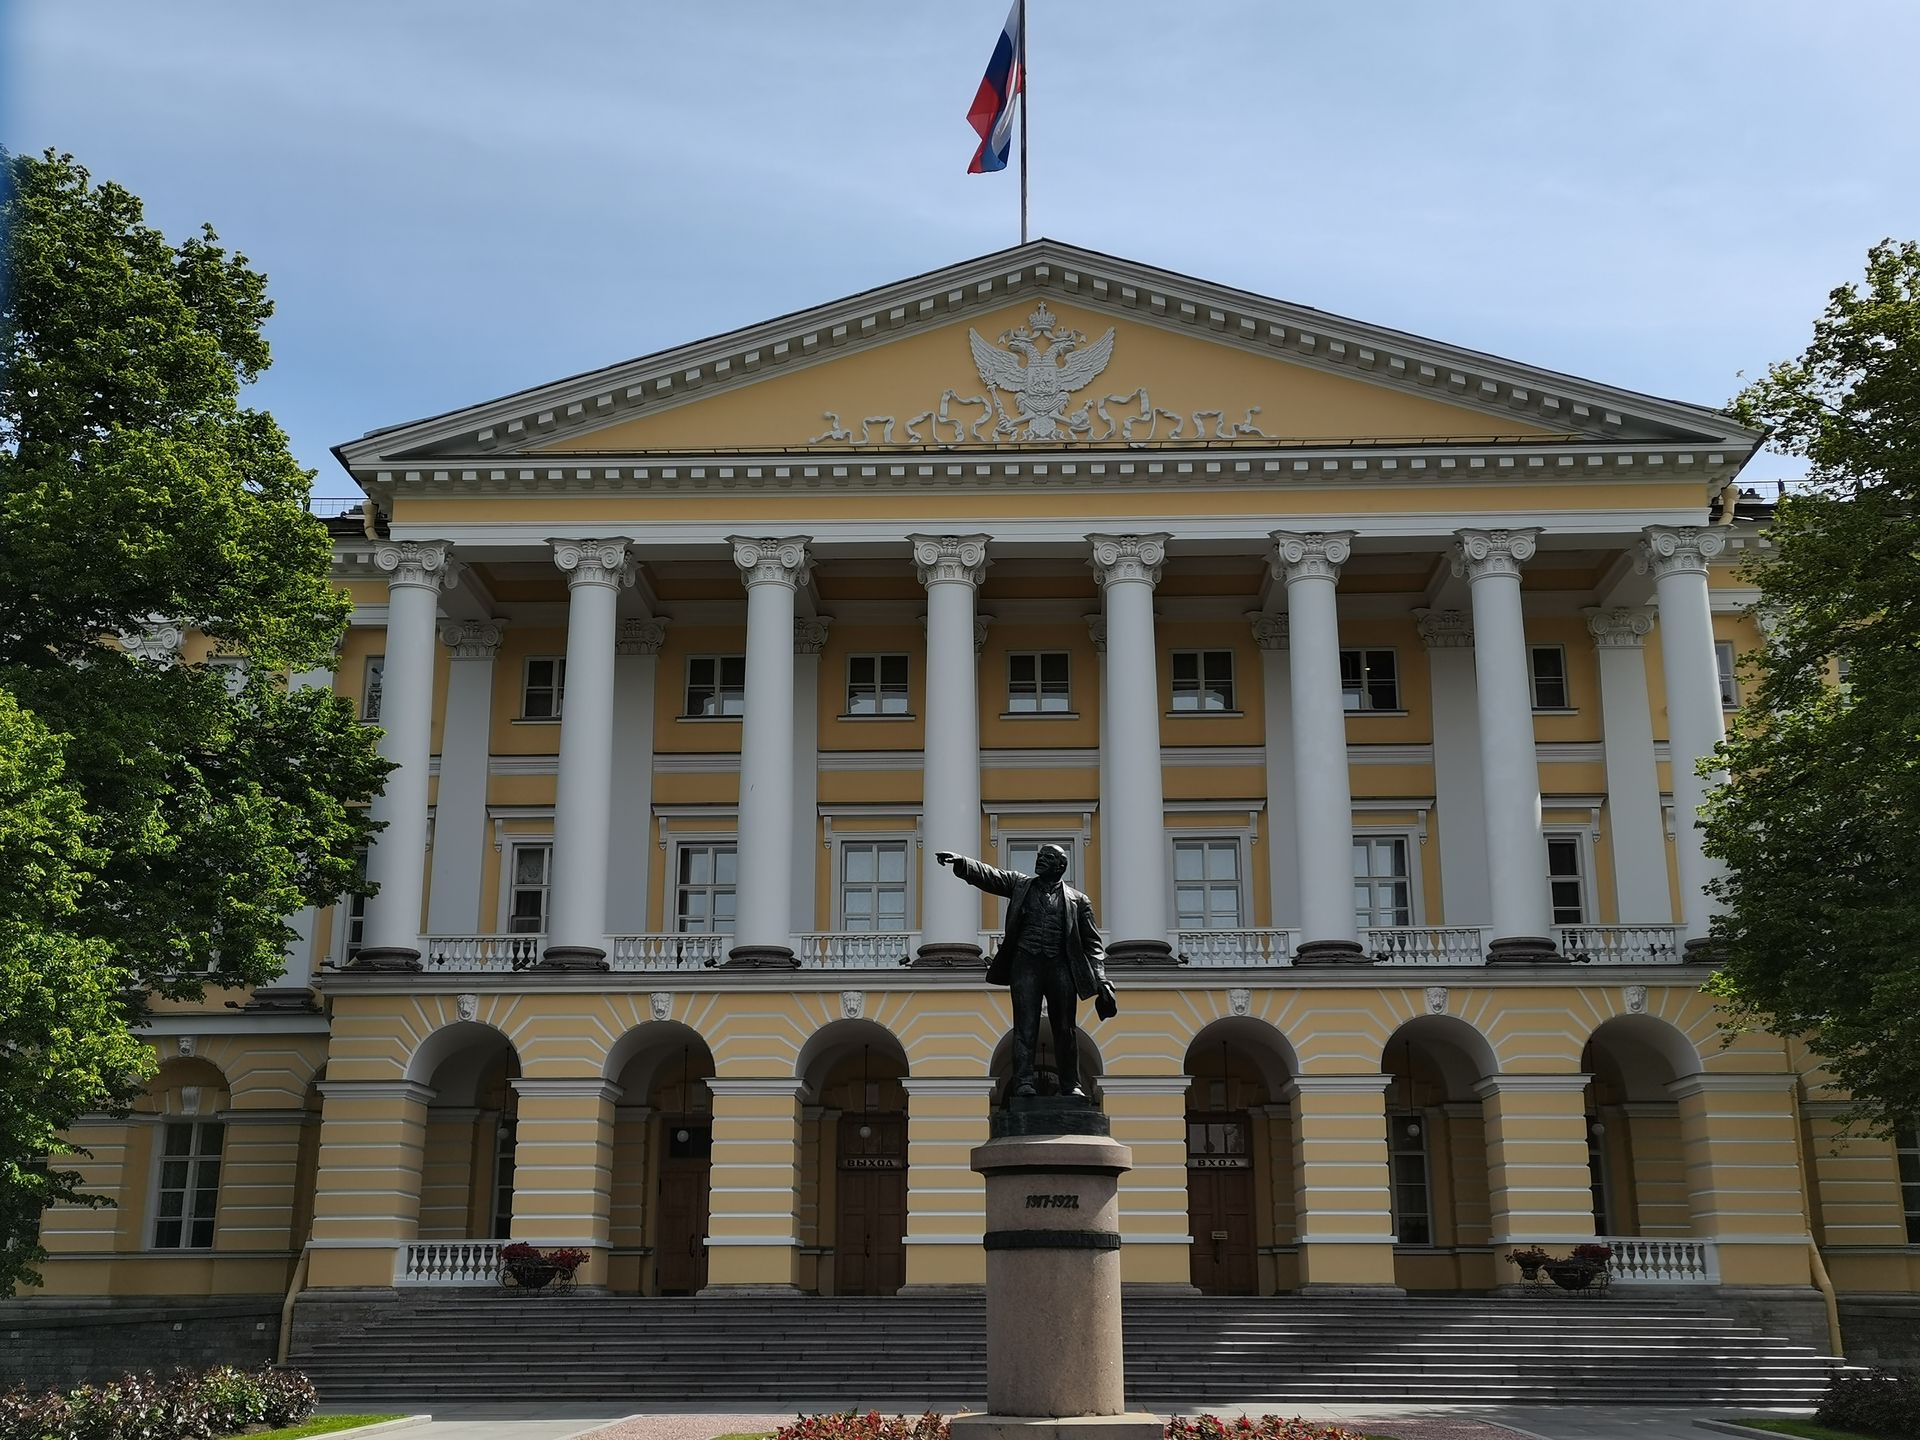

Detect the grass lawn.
[
  {"left": 1723, "top": 1420, "right": 1885, "bottom": 1440},
  {"left": 240, "top": 1415, "right": 408, "bottom": 1440}
]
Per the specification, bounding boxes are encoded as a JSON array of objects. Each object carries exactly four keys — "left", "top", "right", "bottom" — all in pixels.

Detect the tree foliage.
[
  {"left": 0, "top": 151, "right": 388, "bottom": 1292},
  {"left": 1705, "top": 239, "right": 1920, "bottom": 1128}
]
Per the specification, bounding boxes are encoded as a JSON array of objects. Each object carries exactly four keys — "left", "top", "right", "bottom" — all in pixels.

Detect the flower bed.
[
  {"left": 773, "top": 1414, "right": 1366, "bottom": 1440},
  {"left": 0, "top": 1365, "right": 316, "bottom": 1440}
]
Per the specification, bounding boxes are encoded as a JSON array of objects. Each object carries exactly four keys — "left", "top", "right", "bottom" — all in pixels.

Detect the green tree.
[
  {"left": 0, "top": 150, "right": 388, "bottom": 1292},
  {"left": 1705, "top": 239, "right": 1920, "bottom": 1129}
]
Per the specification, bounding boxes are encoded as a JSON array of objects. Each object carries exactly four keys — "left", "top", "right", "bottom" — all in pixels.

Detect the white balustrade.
[
  {"left": 1598, "top": 1235, "right": 1718, "bottom": 1284},
  {"left": 608, "top": 933, "right": 730, "bottom": 970},
  {"left": 1556, "top": 925, "right": 1686, "bottom": 965},
  {"left": 1175, "top": 929, "right": 1297, "bottom": 967},
  {"left": 796, "top": 932, "right": 917, "bottom": 968},
  {"left": 1364, "top": 927, "right": 1490, "bottom": 966},
  {"left": 395, "top": 1239, "right": 505, "bottom": 1286},
  {"left": 422, "top": 934, "right": 541, "bottom": 971}
]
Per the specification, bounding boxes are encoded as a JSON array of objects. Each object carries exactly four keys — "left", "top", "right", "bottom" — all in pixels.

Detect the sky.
[{"left": 7, "top": 1, "right": 1919, "bottom": 499}]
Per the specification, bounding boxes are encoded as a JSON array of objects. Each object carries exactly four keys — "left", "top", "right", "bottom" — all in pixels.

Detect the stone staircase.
[{"left": 290, "top": 1293, "right": 1844, "bottom": 1408}]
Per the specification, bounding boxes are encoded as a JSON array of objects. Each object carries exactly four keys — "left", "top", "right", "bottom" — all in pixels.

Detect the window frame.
[
  {"left": 1714, "top": 640, "right": 1739, "bottom": 710},
  {"left": 834, "top": 836, "right": 915, "bottom": 932},
  {"left": 505, "top": 841, "right": 552, "bottom": 936},
  {"left": 845, "top": 653, "right": 912, "bottom": 717},
  {"left": 1528, "top": 644, "right": 1573, "bottom": 711},
  {"left": 1339, "top": 647, "right": 1402, "bottom": 713},
  {"left": 1387, "top": 1111, "right": 1434, "bottom": 1246},
  {"left": 1006, "top": 650, "right": 1073, "bottom": 715},
  {"left": 1169, "top": 649, "right": 1237, "bottom": 713},
  {"left": 1544, "top": 830, "right": 1593, "bottom": 927},
  {"left": 1587, "top": 1113, "right": 1614, "bottom": 1236},
  {"left": 336, "top": 844, "right": 370, "bottom": 965},
  {"left": 1897, "top": 1120, "right": 1920, "bottom": 1246},
  {"left": 671, "top": 838, "right": 739, "bottom": 935},
  {"left": 684, "top": 654, "right": 747, "bottom": 718},
  {"left": 1168, "top": 834, "right": 1248, "bottom": 932},
  {"left": 150, "top": 1118, "right": 224, "bottom": 1251},
  {"left": 361, "top": 655, "right": 385, "bottom": 723},
  {"left": 1352, "top": 831, "right": 1420, "bottom": 930},
  {"left": 521, "top": 655, "right": 566, "bottom": 721}
]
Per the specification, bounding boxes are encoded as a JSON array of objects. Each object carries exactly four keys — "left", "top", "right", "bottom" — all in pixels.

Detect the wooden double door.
[
  {"left": 1187, "top": 1111, "right": 1257, "bottom": 1294},
  {"left": 655, "top": 1119, "right": 711, "bottom": 1295},
  {"left": 835, "top": 1111, "right": 906, "bottom": 1295}
]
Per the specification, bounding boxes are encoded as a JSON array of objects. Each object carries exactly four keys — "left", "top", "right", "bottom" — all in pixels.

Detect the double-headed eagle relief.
[
  {"left": 803, "top": 301, "right": 1274, "bottom": 449},
  {"left": 967, "top": 303, "right": 1115, "bottom": 441}
]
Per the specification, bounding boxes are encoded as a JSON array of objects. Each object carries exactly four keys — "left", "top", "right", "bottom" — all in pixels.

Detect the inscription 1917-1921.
[{"left": 1025, "top": 1193, "right": 1079, "bottom": 1209}]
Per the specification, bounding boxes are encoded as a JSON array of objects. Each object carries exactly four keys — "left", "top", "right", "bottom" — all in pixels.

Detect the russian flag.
[{"left": 966, "top": 0, "right": 1023, "bottom": 174}]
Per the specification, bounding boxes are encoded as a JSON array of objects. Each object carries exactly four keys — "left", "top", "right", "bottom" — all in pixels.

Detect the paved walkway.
[{"left": 325, "top": 1404, "right": 1819, "bottom": 1440}]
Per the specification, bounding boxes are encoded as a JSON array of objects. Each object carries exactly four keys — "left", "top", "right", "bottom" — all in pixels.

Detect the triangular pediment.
[{"left": 334, "top": 240, "right": 1758, "bottom": 472}]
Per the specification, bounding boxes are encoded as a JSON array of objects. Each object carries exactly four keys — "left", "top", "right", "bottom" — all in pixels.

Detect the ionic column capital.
[
  {"left": 1087, "top": 533, "right": 1169, "bottom": 588},
  {"left": 439, "top": 618, "right": 508, "bottom": 660},
  {"left": 1635, "top": 525, "right": 1727, "bottom": 579},
  {"left": 119, "top": 618, "right": 185, "bottom": 664},
  {"left": 1415, "top": 608, "right": 1474, "bottom": 650},
  {"left": 1085, "top": 613, "right": 1106, "bottom": 654},
  {"left": 1247, "top": 613, "right": 1289, "bottom": 652},
  {"left": 794, "top": 617, "right": 832, "bottom": 655},
  {"left": 730, "top": 535, "right": 814, "bottom": 590},
  {"left": 551, "top": 538, "right": 635, "bottom": 590},
  {"left": 617, "top": 618, "right": 668, "bottom": 656},
  {"left": 375, "top": 540, "right": 457, "bottom": 592},
  {"left": 908, "top": 533, "right": 991, "bottom": 588},
  {"left": 1451, "top": 528, "right": 1538, "bottom": 582},
  {"left": 1584, "top": 607, "right": 1654, "bottom": 649},
  {"left": 1269, "top": 530, "right": 1355, "bottom": 586}
]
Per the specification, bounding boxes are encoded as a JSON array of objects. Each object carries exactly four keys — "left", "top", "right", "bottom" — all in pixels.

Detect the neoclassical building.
[{"left": 25, "top": 242, "right": 1920, "bottom": 1358}]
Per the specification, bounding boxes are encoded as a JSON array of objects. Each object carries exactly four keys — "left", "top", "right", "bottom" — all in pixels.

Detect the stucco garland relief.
[{"left": 805, "top": 303, "right": 1274, "bottom": 449}]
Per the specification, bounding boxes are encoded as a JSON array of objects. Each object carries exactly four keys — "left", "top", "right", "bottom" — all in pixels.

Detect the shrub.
[
  {"left": 1167, "top": 1418, "right": 1366, "bottom": 1440},
  {"left": 0, "top": 1365, "right": 314, "bottom": 1440},
  {"left": 776, "top": 1415, "right": 949, "bottom": 1440},
  {"left": 1815, "top": 1367, "right": 1920, "bottom": 1438}
]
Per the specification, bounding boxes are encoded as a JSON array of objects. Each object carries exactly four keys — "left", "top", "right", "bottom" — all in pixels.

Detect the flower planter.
[
  {"left": 504, "top": 1261, "right": 559, "bottom": 1290},
  {"left": 1546, "top": 1262, "right": 1599, "bottom": 1291}
]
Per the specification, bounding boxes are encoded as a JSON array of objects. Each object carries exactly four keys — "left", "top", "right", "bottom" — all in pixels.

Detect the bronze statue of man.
[{"left": 935, "top": 844, "right": 1119, "bottom": 1099}]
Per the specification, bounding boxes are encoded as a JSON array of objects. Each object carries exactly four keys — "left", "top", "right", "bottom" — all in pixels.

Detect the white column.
[
  {"left": 1637, "top": 527, "right": 1730, "bottom": 943},
  {"left": 1585, "top": 608, "right": 1672, "bottom": 923},
  {"left": 253, "top": 664, "right": 335, "bottom": 1007},
  {"left": 728, "top": 536, "right": 812, "bottom": 967},
  {"left": 427, "top": 619, "right": 506, "bottom": 936},
  {"left": 1087, "top": 534, "right": 1172, "bottom": 962},
  {"left": 1249, "top": 615, "right": 1300, "bottom": 930},
  {"left": 1088, "top": 614, "right": 1112, "bottom": 914},
  {"left": 606, "top": 618, "right": 667, "bottom": 936},
  {"left": 1416, "top": 609, "right": 1491, "bottom": 926},
  {"left": 1453, "top": 529, "right": 1556, "bottom": 961},
  {"left": 359, "top": 541, "right": 455, "bottom": 968},
  {"left": 1271, "top": 532, "right": 1363, "bottom": 962},
  {"left": 791, "top": 618, "right": 829, "bottom": 934},
  {"left": 544, "top": 539, "right": 633, "bottom": 967},
  {"left": 911, "top": 534, "right": 991, "bottom": 964}
]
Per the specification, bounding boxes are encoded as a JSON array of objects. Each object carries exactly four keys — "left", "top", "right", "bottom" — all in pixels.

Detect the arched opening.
[
  {"left": 1381, "top": 1015, "right": 1498, "bottom": 1292},
  {"left": 988, "top": 1026, "right": 1105, "bottom": 1108},
  {"left": 607, "top": 1022, "right": 715, "bottom": 1296},
  {"left": 1583, "top": 1015, "right": 1704, "bottom": 1241},
  {"left": 410, "top": 1022, "right": 520, "bottom": 1242},
  {"left": 1184, "top": 1019, "right": 1297, "bottom": 1295},
  {"left": 798, "top": 1019, "right": 910, "bottom": 1297}
]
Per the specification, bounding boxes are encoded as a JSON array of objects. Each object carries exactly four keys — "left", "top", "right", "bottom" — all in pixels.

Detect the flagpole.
[{"left": 1018, "top": 0, "right": 1029, "bottom": 243}]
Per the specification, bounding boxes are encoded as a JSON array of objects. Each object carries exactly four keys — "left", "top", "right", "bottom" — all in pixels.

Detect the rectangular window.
[
  {"left": 840, "top": 840, "right": 910, "bottom": 931},
  {"left": 491, "top": 1115, "right": 516, "bottom": 1241},
  {"left": 207, "top": 656, "right": 247, "bottom": 695},
  {"left": 1008, "top": 652, "right": 1071, "bottom": 713},
  {"left": 1587, "top": 1114, "right": 1613, "bottom": 1235},
  {"left": 343, "top": 845, "right": 369, "bottom": 962},
  {"left": 362, "top": 657, "right": 384, "bottom": 722},
  {"left": 1898, "top": 1121, "right": 1920, "bottom": 1245},
  {"left": 847, "top": 654, "right": 910, "bottom": 715},
  {"left": 686, "top": 655, "right": 746, "bottom": 717},
  {"left": 1529, "top": 645, "right": 1571, "bottom": 710},
  {"left": 1171, "top": 650, "right": 1235, "bottom": 711},
  {"left": 1173, "top": 839, "right": 1243, "bottom": 930},
  {"left": 1546, "top": 835, "right": 1586, "bottom": 926},
  {"left": 1387, "top": 1113, "right": 1432, "bottom": 1245},
  {"left": 1340, "top": 648, "right": 1400, "bottom": 711},
  {"left": 523, "top": 657, "right": 565, "bottom": 719},
  {"left": 1715, "top": 641, "right": 1739, "bottom": 710},
  {"left": 675, "top": 843, "right": 737, "bottom": 933},
  {"left": 507, "top": 843, "right": 551, "bottom": 934},
  {"left": 1353, "top": 836, "right": 1412, "bottom": 929},
  {"left": 153, "top": 1120, "right": 223, "bottom": 1250}
]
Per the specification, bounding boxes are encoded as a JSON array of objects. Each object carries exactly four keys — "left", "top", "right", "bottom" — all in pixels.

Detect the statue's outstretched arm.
[{"left": 935, "top": 852, "right": 1021, "bottom": 898}]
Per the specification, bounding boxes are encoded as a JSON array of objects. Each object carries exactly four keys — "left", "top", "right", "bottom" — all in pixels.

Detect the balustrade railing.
[
  {"left": 797, "top": 932, "right": 917, "bottom": 968},
  {"left": 1556, "top": 925, "right": 1687, "bottom": 965},
  {"left": 1175, "top": 929, "right": 1297, "bottom": 967},
  {"left": 608, "top": 933, "right": 730, "bottom": 969},
  {"left": 1365, "top": 927, "right": 1489, "bottom": 966},
  {"left": 395, "top": 1239, "right": 504, "bottom": 1286},
  {"left": 422, "top": 934, "right": 541, "bottom": 971},
  {"left": 1598, "top": 1235, "right": 1718, "bottom": 1283}
]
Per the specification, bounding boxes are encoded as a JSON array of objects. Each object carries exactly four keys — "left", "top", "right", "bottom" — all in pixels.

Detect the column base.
[
  {"left": 724, "top": 944, "right": 800, "bottom": 969},
  {"left": 347, "top": 946, "right": 422, "bottom": 973},
  {"left": 1486, "top": 935, "right": 1565, "bottom": 965},
  {"left": 1104, "top": 938, "right": 1173, "bottom": 966},
  {"left": 536, "top": 944, "right": 611, "bottom": 972},
  {"left": 243, "top": 986, "right": 319, "bottom": 1012},
  {"left": 1293, "top": 938, "right": 1368, "bottom": 967},
  {"left": 914, "top": 942, "right": 985, "bottom": 969}
]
